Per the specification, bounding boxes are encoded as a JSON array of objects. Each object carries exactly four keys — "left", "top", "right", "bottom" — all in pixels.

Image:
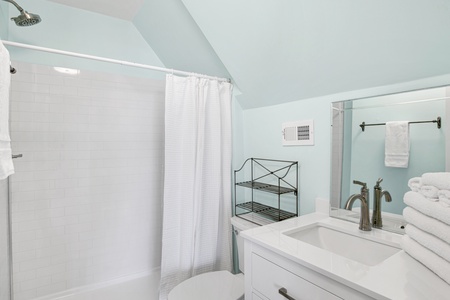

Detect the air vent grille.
[
  {"left": 297, "top": 125, "right": 310, "bottom": 140},
  {"left": 282, "top": 120, "right": 314, "bottom": 146}
]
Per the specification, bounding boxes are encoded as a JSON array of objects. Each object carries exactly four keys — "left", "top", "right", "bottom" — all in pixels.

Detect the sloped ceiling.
[
  {"left": 48, "top": 0, "right": 144, "bottom": 20},
  {"left": 39, "top": 0, "right": 450, "bottom": 109},
  {"left": 180, "top": 0, "right": 450, "bottom": 109},
  {"left": 133, "top": 0, "right": 231, "bottom": 80}
]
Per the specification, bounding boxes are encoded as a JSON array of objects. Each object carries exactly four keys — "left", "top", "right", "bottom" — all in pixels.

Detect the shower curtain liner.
[{"left": 159, "top": 74, "right": 233, "bottom": 300}]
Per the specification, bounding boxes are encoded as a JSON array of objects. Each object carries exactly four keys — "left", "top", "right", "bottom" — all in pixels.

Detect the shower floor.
[{"left": 51, "top": 272, "right": 160, "bottom": 300}]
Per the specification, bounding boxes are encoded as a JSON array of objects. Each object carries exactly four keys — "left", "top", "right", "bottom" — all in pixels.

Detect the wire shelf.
[
  {"left": 234, "top": 158, "right": 299, "bottom": 225},
  {"left": 236, "top": 201, "right": 297, "bottom": 222},
  {"left": 236, "top": 181, "right": 296, "bottom": 195}
]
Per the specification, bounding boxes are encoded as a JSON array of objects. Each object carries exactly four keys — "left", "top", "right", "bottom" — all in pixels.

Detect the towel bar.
[{"left": 360, "top": 117, "right": 441, "bottom": 132}]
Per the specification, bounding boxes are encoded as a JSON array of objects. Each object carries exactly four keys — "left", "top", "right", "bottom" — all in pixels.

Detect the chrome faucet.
[
  {"left": 372, "top": 178, "right": 392, "bottom": 229},
  {"left": 345, "top": 180, "right": 371, "bottom": 231}
]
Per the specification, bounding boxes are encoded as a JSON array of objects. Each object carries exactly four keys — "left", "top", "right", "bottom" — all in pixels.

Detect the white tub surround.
[
  {"left": 242, "top": 213, "right": 450, "bottom": 300},
  {"left": 9, "top": 61, "right": 165, "bottom": 300},
  {"left": 33, "top": 271, "right": 160, "bottom": 300}
]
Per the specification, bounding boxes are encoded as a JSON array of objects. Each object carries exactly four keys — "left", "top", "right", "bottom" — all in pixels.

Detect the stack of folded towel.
[
  {"left": 403, "top": 172, "right": 450, "bottom": 284},
  {"left": 408, "top": 173, "right": 450, "bottom": 206}
]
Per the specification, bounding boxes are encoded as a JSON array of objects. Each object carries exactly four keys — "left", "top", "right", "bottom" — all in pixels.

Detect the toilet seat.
[{"left": 168, "top": 270, "right": 244, "bottom": 300}]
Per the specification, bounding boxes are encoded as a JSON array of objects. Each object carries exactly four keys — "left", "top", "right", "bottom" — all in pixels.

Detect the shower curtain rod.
[{"left": 2, "top": 40, "right": 231, "bottom": 83}]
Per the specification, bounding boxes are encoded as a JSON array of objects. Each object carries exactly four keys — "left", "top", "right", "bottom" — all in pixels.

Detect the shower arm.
[{"left": 1, "top": 0, "right": 24, "bottom": 12}]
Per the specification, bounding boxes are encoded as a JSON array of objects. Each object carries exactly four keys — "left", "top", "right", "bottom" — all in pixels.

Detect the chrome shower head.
[
  {"left": 2, "top": 0, "right": 41, "bottom": 26},
  {"left": 11, "top": 10, "right": 41, "bottom": 26}
]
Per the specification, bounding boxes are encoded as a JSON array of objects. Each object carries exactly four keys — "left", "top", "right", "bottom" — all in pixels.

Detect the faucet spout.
[
  {"left": 345, "top": 194, "right": 362, "bottom": 210},
  {"left": 345, "top": 180, "right": 371, "bottom": 231},
  {"left": 372, "top": 178, "right": 392, "bottom": 229}
]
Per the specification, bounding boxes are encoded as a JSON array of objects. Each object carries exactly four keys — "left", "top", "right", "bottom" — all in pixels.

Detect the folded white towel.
[
  {"left": 422, "top": 172, "right": 450, "bottom": 191},
  {"left": 406, "top": 224, "right": 450, "bottom": 262},
  {"left": 403, "top": 207, "right": 450, "bottom": 244},
  {"left": 408, "top": 177, "right": 422, "bottom": 192},
  {"left": 438, "top": 190, "right": 450, "bottom": 207},
  {"left": 420, "top": 185, "right": 439, "bottom": 201},
  {"left": 0, "top": 41, "right": 14, "bottom": 179},
  {"left": 402, "top": 235, "right": 450, "bottom": 285},
  {"left": 385, "top": 121, "right": 409, "bottom": 168},
  {"left": 404, "top": 191, "right": 450, "bottom": 226}
]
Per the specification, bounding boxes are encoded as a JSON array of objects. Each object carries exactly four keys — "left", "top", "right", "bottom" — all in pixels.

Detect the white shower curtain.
[{"left": 159, "top": 75, "right": 233, "bottom": 300}]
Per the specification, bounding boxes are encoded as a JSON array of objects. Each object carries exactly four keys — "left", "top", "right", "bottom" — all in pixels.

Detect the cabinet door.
[{"left": 252, "top": 254, "right": 342, "bottom": 300}]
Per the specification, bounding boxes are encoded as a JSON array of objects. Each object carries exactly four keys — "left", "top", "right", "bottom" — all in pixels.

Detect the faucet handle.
[
  {"left": 375, "top": 178, "right": 383, "bottom": 188},
  {"left": 353, "top": 180, "right": 367, "bottom": 189}
]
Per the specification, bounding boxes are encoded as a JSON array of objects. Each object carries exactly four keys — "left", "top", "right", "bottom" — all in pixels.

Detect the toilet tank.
[{"left": 231, "top": 216, "right": 259, "bottom": 273}]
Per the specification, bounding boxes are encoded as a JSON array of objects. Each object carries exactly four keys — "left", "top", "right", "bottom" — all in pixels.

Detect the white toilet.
[{"left": 168, "top": 216, "right": 258, "bottom": 300}]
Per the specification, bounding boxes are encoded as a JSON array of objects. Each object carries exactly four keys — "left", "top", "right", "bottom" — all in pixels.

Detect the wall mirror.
[{"left": 330, "top": 86, "right": 450, "bottom": 233}]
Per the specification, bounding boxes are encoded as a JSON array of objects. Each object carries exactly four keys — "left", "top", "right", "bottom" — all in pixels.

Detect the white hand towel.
[
  {"left": 422, "top": 172, "right": 450, "bottom": 190},
  {"left": 0, "top": 41, "right": 14, "bottom": 179},
  {"left": 385, "top": 121, "right": 410, "bottom": 168},
  {"left": 402, "top": 235, "right": 450, "bottom": 285},
  {"left": 406, "top": 224, "right": 450, "bottom": 262},
  {"left": 404, "top": 191, "right": 450, "bottom": 226},
  {"left": 420, "top": 185, "right": 439, "bottom": 201},
  {"left": 408, "top": 177, "right": 422, "bottom": 192},
  {"left": 438, "top": 190, "right": 450, "bottom": 207},
  {"left": 403, "top": 207, "right": 450, "bottom": 244}
]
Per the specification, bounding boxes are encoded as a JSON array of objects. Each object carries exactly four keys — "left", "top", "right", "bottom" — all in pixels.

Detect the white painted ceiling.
[{"left": 47, "top": 0, "right": 144, "bottom": 20}]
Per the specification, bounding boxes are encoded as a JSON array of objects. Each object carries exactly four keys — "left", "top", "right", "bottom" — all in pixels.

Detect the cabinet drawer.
[
  {"left": 252, "top": 253, "right": 342, "bottom": 300},
  {"left": 252, "top": 292, "right": 266, "bottom": 300}
]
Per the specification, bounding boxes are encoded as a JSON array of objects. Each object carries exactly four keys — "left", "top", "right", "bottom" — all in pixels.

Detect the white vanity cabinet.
[{"left": 244, "top": 241, "right": 376, "bottom": 300}]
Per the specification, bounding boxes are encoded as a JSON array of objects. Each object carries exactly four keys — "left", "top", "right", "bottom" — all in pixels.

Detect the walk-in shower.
[{"left": 1, "top": 0, "right": 41, "bottom": 26}]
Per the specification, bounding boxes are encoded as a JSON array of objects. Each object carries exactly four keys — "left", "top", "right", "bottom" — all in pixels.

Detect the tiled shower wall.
[
  {"left": 1, "top": 180, "right": 11, "bottom": 300},
  {"left": 8, "top": 62, "right": 165, "bottom": 300}
]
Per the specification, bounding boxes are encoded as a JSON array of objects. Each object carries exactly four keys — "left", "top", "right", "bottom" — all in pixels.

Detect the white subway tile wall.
[
  {"left": 1, "top": 180, "right": 11, "bottom": 300},
  {"left": 8, "top": 62, "right": 165, "bottom": 300}
]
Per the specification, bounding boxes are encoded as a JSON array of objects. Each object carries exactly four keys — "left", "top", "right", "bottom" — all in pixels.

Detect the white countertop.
[{"left": 241, "top": 212, "right": 450, "bottom": 300}]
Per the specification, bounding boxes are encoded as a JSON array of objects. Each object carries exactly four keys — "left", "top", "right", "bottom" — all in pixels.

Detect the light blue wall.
[
  {"left": 1, "top": 0, "right": 164, "bottom": 78},
  {"left": 0, "top": 2, "right": 8, "bottom": 39},
  {"left": 239, "top": 75, "right": 450, "bottom": 215}
]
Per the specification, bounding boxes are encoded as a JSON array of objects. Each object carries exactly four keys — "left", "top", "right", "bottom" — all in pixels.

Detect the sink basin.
[{"left": 283, "top": 224, "right": 401, "bottom": 266}]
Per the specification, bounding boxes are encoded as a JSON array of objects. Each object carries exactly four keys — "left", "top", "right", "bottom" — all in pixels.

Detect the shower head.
[
  {"left": 2, "top": 0, "right": 41, "bottom": 26},
  {"left": 12, "top": 10, "right": 41, "bottom": 26}
]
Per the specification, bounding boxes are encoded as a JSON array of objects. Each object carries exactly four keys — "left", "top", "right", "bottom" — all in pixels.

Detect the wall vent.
[{"left": 282, "top": 120, "right": 314, "bottom": 146}]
